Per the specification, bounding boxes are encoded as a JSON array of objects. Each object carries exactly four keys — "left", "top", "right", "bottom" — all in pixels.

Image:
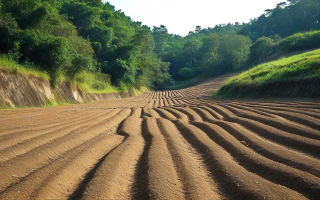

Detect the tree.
[
  {"left": 8, "top": 41, "right": 22, "bottom": 64},
  {"left": 195, "top": 25, "right": 202, "bottom": 33},
  {"left": 248, "top": 36, "right": 274, "bottom": 65}
]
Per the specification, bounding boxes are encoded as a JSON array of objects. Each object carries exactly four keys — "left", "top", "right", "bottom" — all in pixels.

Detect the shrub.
[{"left": 178, "top": 67, "right": 194, "bottom": 80}]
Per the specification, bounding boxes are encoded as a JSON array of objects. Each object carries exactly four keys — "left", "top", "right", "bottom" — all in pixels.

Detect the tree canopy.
[{"left": 1, "top": 0, "right": 320, "bottom": 89}]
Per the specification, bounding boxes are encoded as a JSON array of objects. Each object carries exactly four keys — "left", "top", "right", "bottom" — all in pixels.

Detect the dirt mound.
[{"left": 0, "top": 73, "right": 320, "bottom": 199}]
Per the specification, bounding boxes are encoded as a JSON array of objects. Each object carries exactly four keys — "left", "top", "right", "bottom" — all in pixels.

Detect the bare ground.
[{"left": 0, "top": 73, "right": 320, "bottom": 199}]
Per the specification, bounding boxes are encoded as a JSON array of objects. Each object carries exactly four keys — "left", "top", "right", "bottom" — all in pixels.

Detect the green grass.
[
  {"left": 217, "top": 49, "right": 320, "bottom": 98},
  {"left": 0, "top": 55, "right": 49, "bottom": 80}
]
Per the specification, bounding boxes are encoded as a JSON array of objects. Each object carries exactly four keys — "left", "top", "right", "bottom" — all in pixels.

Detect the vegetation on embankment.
[
  {"left": 216, "top": 49, "right": 320, "bottom": 98},
  {"left": 0, "top": 55, "right": 120, "bottom": 93},
  {"left": 0, "top": 66, "right": 123, "bottom": 109},
  {"left": 0, "top": 55, "right": 49, "bottom": 80},
  {"left": 0, "top": 57, "right": 145, "bottom": 109}
]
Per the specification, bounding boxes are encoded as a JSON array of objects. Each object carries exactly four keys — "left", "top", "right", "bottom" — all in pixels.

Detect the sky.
[{"left": 104, "top": 0, "right": 284, "bottom": 36}]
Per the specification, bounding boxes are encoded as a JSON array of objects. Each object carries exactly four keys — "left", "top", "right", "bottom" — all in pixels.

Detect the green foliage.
[
  {"left": 0, "top": 0, "right": 171, "bottom": 91},
  {"left": 22, "top": 30, "right": 72, "bottom": 83},
  {"left": 215, "top": 34, "right": 252, "bottom": 72},
  {"left": 8, "top": 41, "right": 22, "bottom": 63},
  {"left": 239, "top": 0, "right": 320, "bottom": 41},
  {"left": 18, "top": 6, "right": 47, "bottom": 29},
  {"left": 152, "top": 25, "right": 252, "bottom": 81},
  {"left": 59, "top": 1, "right": 171, "bottom": 88},
  {"left": 278, "top": 30, "right": 320, "bottom": 52}
]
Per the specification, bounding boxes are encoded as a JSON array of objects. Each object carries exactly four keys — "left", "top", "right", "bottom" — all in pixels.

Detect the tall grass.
[
  {"left": 73, "top": 70, "right": 120, "bottom": 93},
  {"left": 0, "top": 55, "right": 49, "bottom": 80}
]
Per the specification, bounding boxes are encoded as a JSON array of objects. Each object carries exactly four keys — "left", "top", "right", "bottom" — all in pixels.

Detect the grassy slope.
[{"left": 216, "top": 49, "right": 320, "bottom": 98}]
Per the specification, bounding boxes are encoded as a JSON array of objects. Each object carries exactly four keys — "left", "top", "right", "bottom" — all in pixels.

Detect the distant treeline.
[
  {"left": 0, "top": 0, "right": 319, "bottom": 89},
  {"left": 153, "top": 0, "right": 320, "bottom": 80}
]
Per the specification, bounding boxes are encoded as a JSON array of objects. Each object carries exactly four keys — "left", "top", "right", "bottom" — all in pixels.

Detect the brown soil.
[{"left": 0, "top": 73, "right": 320, "bottom": 199}]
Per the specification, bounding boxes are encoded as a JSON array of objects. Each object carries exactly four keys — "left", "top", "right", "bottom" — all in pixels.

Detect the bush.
[
  {"left": 248, "top": 36, "right": 275, "bottom": 65},
  {"left": 178, "top": 67, "right": 194, "bottom": 80}
]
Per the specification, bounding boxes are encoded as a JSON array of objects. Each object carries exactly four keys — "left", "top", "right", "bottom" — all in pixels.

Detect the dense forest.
[
  {"left": 0, "top": 0, "right": 171, "bottom": 91},
  {"left": 0, "top": 0, "right": 320, "bottom": 91}
]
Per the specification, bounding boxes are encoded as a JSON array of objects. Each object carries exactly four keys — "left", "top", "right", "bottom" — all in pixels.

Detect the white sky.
[{"left": 104, "top": 0, "right": 284, "bottom": 36}]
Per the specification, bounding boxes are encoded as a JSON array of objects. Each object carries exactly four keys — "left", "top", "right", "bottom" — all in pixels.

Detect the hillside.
[
  {"left": 1, "top": 0, "right": 320, "bottom": 94},
  {"left": 217, "top": 49, "right": 320, "bottom": 98}
]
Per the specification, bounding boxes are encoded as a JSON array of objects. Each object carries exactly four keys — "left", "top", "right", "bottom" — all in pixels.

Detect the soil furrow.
[
  {"left": 213, "top": 121, "right": 320, "bottom": 177},
  {"left": 0, "top": 111, "right": 109, "bottom": 154},
  {"left": 253, "top": 107, "right": 320, "bottom": 130},
  {"left": 174, "top": 120, "right": 307, "bottom": 200},
  {"left": 173, "top": 107, "right": 203, "bottom": 122},
  {"left": 199, "top": 106, "right": 224, "bottom": 120},
  {"left": 162, "top": 107, "right": 189, "bottom": 121},
  {"left": 0, "top": 109, "right": 131, "bottom": 192},
  {"left": 192, "top": 121, "right": 320, "bottom": 199},
  {"left": 34, "top": 134, "right": 123, "bottom": 199},
  {"left": 153, "top": 108, "right": 177, "bottom": 120},
  {"left": 191, "top": 107, "right": 218, "bottom": 122},
  {"left": 0, "top": 109, "right": 95, "bottom": 136},
  {"left": 231, "top": 117, "right": 320, "bottom": 157},
  {"left": 225, "top": 105, "right": 320, "bottom": 140},
  {"left": 130, "top": 107, "right": 142, "bottom": 118},
  {"left": 0, "top": 112, "right": 112, "bottom": 163},
  {"left": 81, "top": 116, "right": 144, "bottom": 199},
  {"left": 0, "top": 134, "right": 122, "bottom": 199},
  {"left": 157, "top": 118, "right": 224, "bottom": 199},
  {"left": 134, "top": 117, "right": 185, "bottom": 199}
]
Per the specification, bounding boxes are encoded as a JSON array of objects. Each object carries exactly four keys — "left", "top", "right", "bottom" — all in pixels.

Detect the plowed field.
[{"left": 1, "top": 74, "right": 320, "bottom": 199}]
